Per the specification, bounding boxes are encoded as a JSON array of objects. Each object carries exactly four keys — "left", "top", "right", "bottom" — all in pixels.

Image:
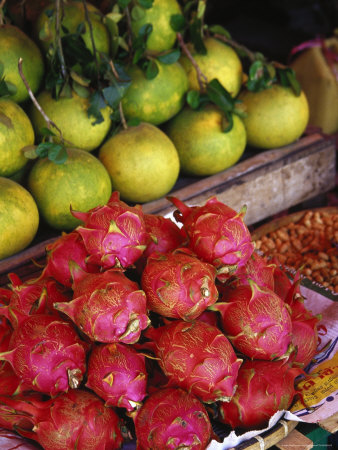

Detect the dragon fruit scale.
[
  {"left": 135, "top": 213, "right": 185, "bottom": 272},
  {"left": 0, "top": 314, "right": 88, "bottom": 396},
  {"left": 0, "top": 389, "right": 124, "bottom": 450},
  {"left": 71, "top": 191, "right": 149, "bottom": 270},
  {"left": 134, "top": 387, "right": 213, "bottom": 450},
  {"left": 141, "top": 248, "right": 219, "bottom": 321},
  {"left": 211, "top": 280, "right": 293, "bottom": 360},
  {"left": 218, "top": 359, "right": 303, "bottom": 430},
  {"left": 144, "top": 320, "right": 242, "bottom": 403},
  {"left": 86, "top": 342, "right": 147, "bottom": 411},
  {"left": 168, "top": 196, "right": 255, "bottom": 280},
  {"left": 54, "top": 268, "right": 150, "bottom": 344},
  {"left": 39, "top": 230, "right": 99, "bottom": 288}
]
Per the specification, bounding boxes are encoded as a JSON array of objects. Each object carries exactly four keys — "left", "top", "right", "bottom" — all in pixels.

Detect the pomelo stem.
[
  {"left": 55, "top": 0, "right": 67, "bottom": 79},
  {"left": 18, "top": 58, "right": 65, "bottom": 142},
  {"left": 177, "top": 32, "right": 208, "bottom": 92},
  {"left": 0, "top": 0, "right": 6, "bottom": 26}
]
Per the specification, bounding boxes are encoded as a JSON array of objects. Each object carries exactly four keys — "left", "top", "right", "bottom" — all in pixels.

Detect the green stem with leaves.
[
  {"left": 177, "top": 32, "right": 208, "bottom": 92},
  {"left": 18, "top": 58, "right": 64, "bottom": 142}
]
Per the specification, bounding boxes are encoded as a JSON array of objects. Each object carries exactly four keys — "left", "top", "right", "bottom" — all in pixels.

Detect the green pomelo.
[
  {"left": 165, "top": 105, "right": 247, "bottom": 176},
  {"left": 0, "top": 98, "right": 34, "bottom": 177},
  {"left": 33, "top": 0, "right": 110, "bottom": 55},
  {"left": 0, "top": 177, "right": 39, "bottom": 260},
  {"left": 180, "top": 37, "right": 243, "bottom": 97},
  {"left": 131, "top": 0, "right": 182, "bottom": 53},
  {"left": 99, "top": 122, "right": 180, "bottom": 203},
  {"left": 238, "top": 85, "right": 310, "bottom": 149},
  {"left": 122, "top": 61, "right": 189, "bottom": 125},
  {"left": 29, "top": 90, "right": 112, "bottom": 151},
  {"left": 28, "top": 148, "right": 112, "bottom": 230},
  {"left": 0, "top": 24, "right": 44, "bottom": 103}
]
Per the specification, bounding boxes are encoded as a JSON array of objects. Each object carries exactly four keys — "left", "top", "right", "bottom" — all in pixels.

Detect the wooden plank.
[
  {"left": 276, "top": 429, "right": 314, "bottom": 449},
  {"left": 0, "top": 134, "right": 335, "bottom": 281},
  {"left": 318, "top": 411, "right": 338, "bottom": 434},
  {"left": 142, "top": 133, "right": 336, "bottom": 225}
]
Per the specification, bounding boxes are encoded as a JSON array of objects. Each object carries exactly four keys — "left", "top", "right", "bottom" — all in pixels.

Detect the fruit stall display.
[
  {"left": 1, "top": 0, "right": 337, "bottom": 261},
  {"left": 0, "top": 192, "right": 336, "bottom": 449},
  {"left": 0, "top": 1, "right": 337, "bottom": 448}
]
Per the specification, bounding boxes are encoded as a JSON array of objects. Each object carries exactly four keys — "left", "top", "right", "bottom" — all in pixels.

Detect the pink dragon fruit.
[
  {"left": 218, "top": 359, "right": 303, "bottom": 430},
  {"left": 229, "top": 251, "right": 275, "bottom": 290},
  {"left": 141, "top": 248, "right": 219, "bottom": 321},
  {"left": 136, "top": 213, "right": 185, "bottom": 272},
  {"left": 282, "top": 271, "right": 320, "bottom": 367},
  {"left": 0, "top": 314, "right": 88, "bottom": 396},
  {"left": 211, "top": 280, "right": 293, "bottom": 360},
  {"left": 291, "top": 317, "right": 319, "bottom": 367},
  {"left": 168, "top": 196, "right": 254, "bottom": 280},
  {"left": 71, "top": 191, "right": 149, "bottom": 270},
  {"left": 144, "top": 320, "right": 242, "bottom": 403},
  {"left": 54, "top": 268, "right": 150, "bottom": 344},
  {"left": 134, "top": 387, "right": 213, "bottom": 449},
  {"left": 271, "top": 258, "right": 293, "bottom": 301},
  {"left": 39, "top": 231, "right": 99, "bottom": 288},
  {"left": 0, "top": 389, "right": 124, "bottom": 449},
  {"left": 0, "top": 361, "right": 23, "bottom": 395},
  {"left": 0, "top": 391, "right": 45, "bottom": 436},
  {"left": 86, "top": 342, "right": 147, "bottom": 411},
  {"left": 0, "top": 273, "right": 48, "bottom": 328}
]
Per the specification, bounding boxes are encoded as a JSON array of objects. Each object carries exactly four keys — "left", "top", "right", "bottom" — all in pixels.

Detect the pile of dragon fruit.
[{"left": 0, "top": 192, "right": 321, "bottom": 449}]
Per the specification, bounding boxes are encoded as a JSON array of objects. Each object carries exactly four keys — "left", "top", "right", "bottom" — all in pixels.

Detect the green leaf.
[
  {"left": 0, "top": 78, "right": 17, "bottom": 97},
  {"left": 102, "top": 85, "right": 122, "bottom": 109},
  {"left": 40, "top": 127, "right": 57, "bottom": 137},
  {"left": 206, "top": 79, "right": 234, "bottom": 112},
  {"left": 170, "top": 13, "right": 185, "bottom": 32},
  {"left": 0, "top": 62, "right": 4, "bottom": 78},
  {"left": 189, "top": 19, "right": 206, "bottom": 54},
  {"left": 186, "top": 90, "right": 200, "bottom": 109},
  {"left": 118, "top": 0, "right": 132, "bottom": 8},
  {"left": 249, "top": 60, "right": 264, "bottom": 80},
  {"left": 131, "top": 5, "right": 146, "bottom": 21},
  {"left": 48, "top": 144, "right": 67, "bottom": 164},
  {"left": 127, "top": 117, "right": 141, "bottom": 127},
  {"left": 139, "top": 0, "right": 153, "bottom": 8},
  {"left": 22, "top": 145, "right": 38, "bottom": 160},
  {"left": 221, "top": 112, "right": 234, "bottom": 133},
  {"left": 145, "top": 59, "right": 159, "bottom": 79},
  {"left": 208, "top": 25, "right": 231, "bottom": 39},
  {"left": 88, "top": 91, "right": 106, "bottom": 124},
  {"left": 72, "top": 80, "right": 90, "bottom": 98},
  {"left": 197, "top": 0, "right": 206, "bottom": 19},
  {"left": 70, "top": 70, "right": 91, "bottom": 87},
  {"left": 35, "top": 142, "right": 54, "bottom": 158},
  {"left": 279, "top": 68, "right": 301, "bottom": 96},
  {"left": 157, "top": 49, "right": 180, "bottom": 64}
]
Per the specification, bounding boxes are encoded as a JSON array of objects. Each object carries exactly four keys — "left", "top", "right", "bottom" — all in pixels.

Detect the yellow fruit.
[
  {"left": 0, "top": 177, "right": 39, "bottom": 260},
  {"left": 29, "top": 90, "right": 112, "bottom": 151},
  {"left": 238, "top": 85, "right": 310, "bottom": 149},
  {"left": 179, "top": 37, "right": 243, "bottom": 97},
  {"left": 131, "top": 0, "right": 181, "bottom": 53},
  {"left": 0, "top": 24, "right": 44, "bottom": 104},
  {"left": 27, "top": 148, "right": 112, "bottom": 231},
  {"left": 33, "top": 0, "right": 110, "bottom": 55},
  {"left": 122, "top": 61, "right": 188, "bottom": 125},
  {"left": 98, "top": 122, "right": 180, "bottom": 203},
  {"left": 165, "top": 105, "right": 246, "bottom": 176},
  {"left": 0, "top": 98, "right": 34, "bottom": 177}
]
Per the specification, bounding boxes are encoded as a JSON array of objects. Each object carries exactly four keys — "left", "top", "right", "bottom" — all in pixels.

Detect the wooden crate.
[
  {"left": 142, "top": 133, "right": 336, "bottom": 225},
  {"left": 0, "top": 133, "right": 335, "bottom": 281}
]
